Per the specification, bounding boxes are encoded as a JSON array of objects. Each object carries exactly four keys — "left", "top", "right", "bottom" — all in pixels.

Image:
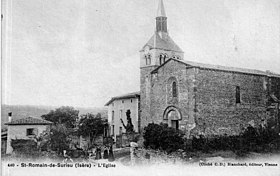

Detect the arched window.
[
  {"left": 163, "top": 54, "right": 168, "bottom": 62},
  {"left": 145, "top": 54, "right": 151, "bottom": 65},
  {"left": 172, "top": 82, "right": 177, "bottom": 97},
  {"left": 159, "top": 54, "right": 168, "bottom": 65},
  {"left": 159, "top": 54, "right": 163, "bottom": 65}
]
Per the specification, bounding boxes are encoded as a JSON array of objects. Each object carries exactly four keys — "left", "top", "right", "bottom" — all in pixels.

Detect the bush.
[
  {"left": 11, "top": 139, "right": 40, "bottom": 158},
  {"left": 190, "top": 125, "right": 280, "bottom": 156},
  {"left": 143, "top": 123, "right": 185, "bottom": 154}
]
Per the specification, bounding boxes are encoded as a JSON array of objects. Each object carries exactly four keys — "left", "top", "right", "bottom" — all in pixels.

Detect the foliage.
[
  {"left": 143, "top": 123, "right": 185, "bottom": 154},
  {"left": 77, "top": 113, "right": 108, "bottom": 145},
  {"left": 189, "top": 125, "right": 280, "bottom": 156},
  {"left": 41, "top": 106, "right": 79, "bottom": 128},
  {"left": 49, "top": 124, "right": 71, "bottom": 155},
  {"left": 11, "top": 139, "right": 40, "bottom": 157}
]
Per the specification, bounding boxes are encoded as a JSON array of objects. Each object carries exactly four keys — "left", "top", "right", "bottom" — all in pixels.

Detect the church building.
[{"left": 140, "top": 0, "right": 280, "bottom": 137}]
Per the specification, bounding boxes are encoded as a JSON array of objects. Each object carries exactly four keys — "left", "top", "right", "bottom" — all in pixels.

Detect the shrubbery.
[
  {"left": 143, "top": 123, "right": 280, "bottom": 156},
  {"left": 11, "top": 139, "right": 40, "bottom": 158},
  {"left": 143, "top": 123, "right": 185, "bottom": 153},
  {"left": 191, "top": 125, "right": 280, "bottom": 155}
]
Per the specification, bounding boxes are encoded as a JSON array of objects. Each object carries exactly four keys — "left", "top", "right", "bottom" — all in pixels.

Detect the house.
[
  {"left": 5, "top": 113, "right": 52, "bottom": 154},
  {"left": 1, "top": 130, "right": 7, "bottom": 154},
  {"left": 139, "top": 0, "right": 280, "bottom": 137},
  {"left": 105, "top": 92, "right": 140, "bottom": 140}
]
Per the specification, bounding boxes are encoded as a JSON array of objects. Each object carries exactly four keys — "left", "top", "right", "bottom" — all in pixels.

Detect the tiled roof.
[
  {"left": 105, "top": 91, "right": 140, "bottom": 106},
  {"left": 141, "top": 33, "right": 183, "bottom": 53},
  {"left": 5, "top": 117, "right": 53, "bottom": 125},
  {"left": 152, "top": 58, "right": 280, "bottom": 78}
]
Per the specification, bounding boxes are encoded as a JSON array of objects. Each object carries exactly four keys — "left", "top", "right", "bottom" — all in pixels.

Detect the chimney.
[{"left": 8, "top": 112, "right": 12, "bottom": 122}]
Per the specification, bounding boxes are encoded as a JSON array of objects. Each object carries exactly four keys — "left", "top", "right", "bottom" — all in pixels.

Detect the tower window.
[
  {"left": 172, "top": 82, "right": 177, "bottom": 97},
  {"left": 164, "top": 54, "right": 167, "bottom": 62},
  {"left": 159, "top": 54, "right": 168, "bottom": 65},
  {"left": 236, "top": 86, "right": 241, "bottom": 104},
  {"left": 145, "top": 55, "right": 151, "bottom": 65},
  {"left": 159, "top": 55, "right": 163, "bottom": 65}
]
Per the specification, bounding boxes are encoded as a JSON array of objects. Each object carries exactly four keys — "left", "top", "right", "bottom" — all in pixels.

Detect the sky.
[{"left": 2, "top": 0, "right": 280, "bottom": 108}]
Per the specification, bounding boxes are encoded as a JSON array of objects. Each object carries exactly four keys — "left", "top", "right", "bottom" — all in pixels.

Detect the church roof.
[
  {"left": 105, "top": 91, "right": 140, "bottom": 106},
  {"left": 151, "top": 58, "right": 280, "bottom": 78},
  {"left": 5, "top": 117, "right": 53, "bottom": 125},
  {"left": 141, "top": 32, "right": 183, "bottom": 53},
  {"left": 157, "top": 0, "right": 166, "bottom": 17}
]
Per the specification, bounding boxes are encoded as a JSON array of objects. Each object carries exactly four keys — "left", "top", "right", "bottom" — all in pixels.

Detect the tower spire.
[
  {"left": 156, "top": 0, "right": 167, "bottom": 33},
  {"left": 157, "top": 0, "right": 166, "bottom": 17}
]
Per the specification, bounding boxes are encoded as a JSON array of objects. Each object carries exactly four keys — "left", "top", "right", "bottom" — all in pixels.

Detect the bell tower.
[
  {"left": 140, "top": 0, "right": 184, "bottom": 69},
  {"left": 140, "top": 0, "right": 184, "bottom": 129}
]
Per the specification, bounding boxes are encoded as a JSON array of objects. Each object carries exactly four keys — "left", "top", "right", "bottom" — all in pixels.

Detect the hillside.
[{"left": 1, "top": 105, "right": 107, "bottom": 130}]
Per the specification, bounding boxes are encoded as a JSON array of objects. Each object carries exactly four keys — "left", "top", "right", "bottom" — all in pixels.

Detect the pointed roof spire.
[{"left": 157, "top": 0, "right": 166, "bottom": 17}]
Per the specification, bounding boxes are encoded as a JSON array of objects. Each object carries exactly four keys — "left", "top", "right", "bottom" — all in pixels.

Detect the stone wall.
[
  {"left": 193, "top": 69, "right": 267, "bottom": 136},
  {"left": 140, "top": 60, "right": 196, "bottom": 134},
  {"left": 140, "top": 65, "right": 159, "bottom": 129}
]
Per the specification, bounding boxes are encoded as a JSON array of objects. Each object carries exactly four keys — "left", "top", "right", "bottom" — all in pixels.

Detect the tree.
[
  {"left": 77, "top": 113, "right": 108, "bottom": 145},
  {"left": 48, "top": 124, "right": 71, "bottom": 155},
  {"left": 42, "top": 106, "right": 79, "bottom": 128},
  {"left": 120, "top": 110, "right": 134, "bottom": 133}
]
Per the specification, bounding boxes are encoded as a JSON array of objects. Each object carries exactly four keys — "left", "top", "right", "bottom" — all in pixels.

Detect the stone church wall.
[
  {"left": 140, "top": 60, "right": 196, "bottom": 133},
  {"left": 192, "top": 69, "right": 268, "bottom": 136},
  {"left": 140, "top": 59, "right": 280, "bottom": 137}
]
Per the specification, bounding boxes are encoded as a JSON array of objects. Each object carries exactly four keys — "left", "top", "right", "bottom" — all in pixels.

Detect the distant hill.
[{"left": 1, "top": 104, "right": 107, "bottom": 130}]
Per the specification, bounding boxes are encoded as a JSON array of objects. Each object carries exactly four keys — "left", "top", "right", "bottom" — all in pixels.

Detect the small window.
[
  {"left": 164, "top": 54, "right": 167, "bottom": 62},
  {"left": 119, "top": 127, "right": 122, "bottom": 135},
  {"left": 111, "top": 125, "right": 114, "bottom": 136},
  {"left": 112, "top": 111, "right": 115, "bottom": 122},
  {"left": 131, "top": 99, "right": 133, "bottom": 103},
  {"left": 120, "top": 110, "right": 123, "bottom": 119},
  {"left": 236, "top": 86, "right": 241, "bottom": 104},
  {"left": 159, "top": 55, "right": 163, "bottom": 65},
  {"left": 159, "top": 54, "right": 168, "bottom": 65},
  {"left": 122, "top": 100, "right": 124, "bottom": 103},
  {"left": 172, "top": 82, "right": 177, "bottom": 97},
  {"left": 26, "top": 128, "right": 35, "bottom": 136},
  {"left": 145, "top": 55, "right": 151, "bottom": 65}
]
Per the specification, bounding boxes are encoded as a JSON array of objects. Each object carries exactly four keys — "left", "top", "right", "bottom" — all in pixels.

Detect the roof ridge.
[
  {"left": 5, "top": 116, "right": 53, "bottom": 125},
  {"left": 105, "top": 91, "right": 140, "bottom": 106},
  {"left": 151, "top": 58, "right": 280, "bottom": 77}
]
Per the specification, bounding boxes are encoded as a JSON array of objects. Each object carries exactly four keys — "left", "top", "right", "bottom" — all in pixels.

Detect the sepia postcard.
[{"left": 1, "top": 0, "right": 280, "bottom": 175}]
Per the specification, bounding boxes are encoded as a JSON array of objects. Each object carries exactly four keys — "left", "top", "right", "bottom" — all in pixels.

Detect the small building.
[
  {"left": 5, "top": 115, "right": 52, "bottom": 154},
  {"left": 1, "top": 130, "right": 8, "bottom": 154},
  {"left": 105, "top": 92, "right": 140, "bottom": 140}
]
